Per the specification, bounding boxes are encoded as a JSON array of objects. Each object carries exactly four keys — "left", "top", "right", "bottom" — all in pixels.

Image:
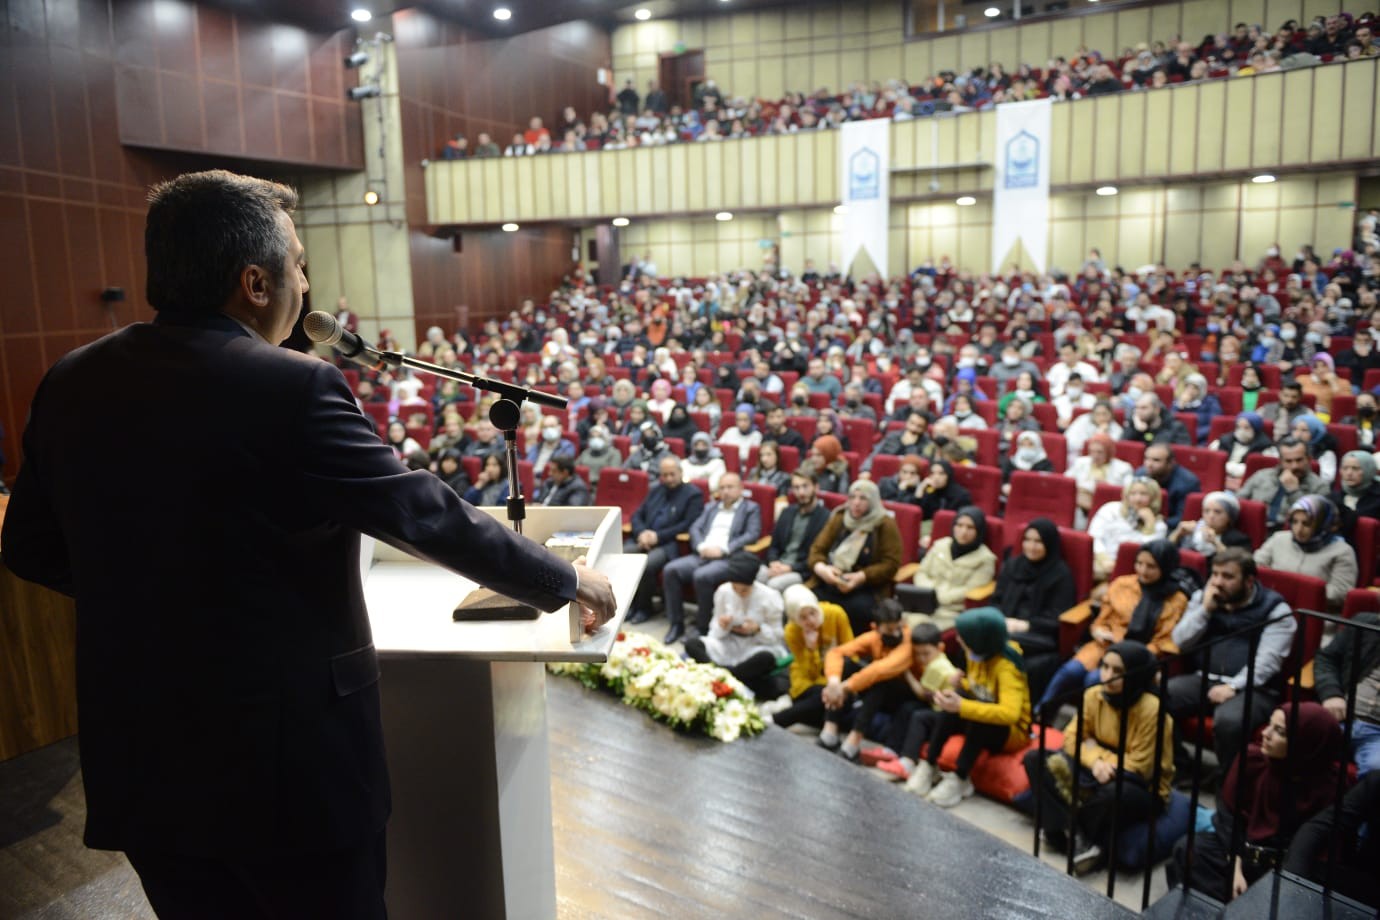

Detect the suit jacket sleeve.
[
  {"left": 631, "top": 488, "right": 657, "bottom": 534},
  {"left": 295, "top": 362, "right": 577, "bottom": 611},
  {"left": 726, "top": 503, "right": 763, "bottom": 554},
  {"left": 689, "top": 502, "right": 714, "bottom": 546}
]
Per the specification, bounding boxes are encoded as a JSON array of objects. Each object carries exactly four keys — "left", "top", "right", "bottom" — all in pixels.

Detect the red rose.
[{"left": 711, "top": 681, "right": 734, "bottom": 699}]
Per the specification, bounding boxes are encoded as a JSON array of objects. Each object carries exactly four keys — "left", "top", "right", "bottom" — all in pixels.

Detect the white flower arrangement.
[{"left": 549, "top": 631, "right": 766, "bottom": 742}]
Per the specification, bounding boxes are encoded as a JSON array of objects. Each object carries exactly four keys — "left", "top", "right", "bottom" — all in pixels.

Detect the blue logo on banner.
[
  {"left": 848, "top": 147, "right": 880, "bottom": 200},
  {"left": 1004, "top": 130, "right": 1039, "bottom": 189}
]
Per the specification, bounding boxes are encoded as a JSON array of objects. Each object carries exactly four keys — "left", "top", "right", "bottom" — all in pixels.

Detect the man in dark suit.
[
  {"left": 760, "top": 469, "right": 830, "bottom": 591},
  {"left": 0, "top": 170, "right": 615, "bottom": 920},
  {"left": 624, "top": 455, "right": 705, "bottom": 626},
  {"left": 661, "top": 472, "right": 763, "bottom": 643},
  {"left": 533, "top": 456, "right": 590, "bottom": 506}
]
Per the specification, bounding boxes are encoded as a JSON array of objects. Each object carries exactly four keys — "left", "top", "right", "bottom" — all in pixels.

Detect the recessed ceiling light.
[
  {"left": 1095, "top": 186, "right": 1118, "bottom": 196},
  {"left": 833, "top": 204, "right": 848, "bottom": 215},
  {"left": 501, "top": 222, "right": 519, "bottom": 232},
  {"left": 493, "top": 7, "right": 511, "bottom": 21},
  {"left": 634, "top": 8, "right": 651, "bottom": 20},
  {"left": 955, "top": 196, "right": 976, "bottom": 206},
  {"left": 984, "top": 6, "right": 1000, "bottom": 17},
  {"left": 612, "top": 217, "right": 630, "bottom": 227},
  {"left": 363, "top": 189, "right": 380, "bottom": 205},
  {"left": 350, "top": 8, "right": 372, "bottom": 22},
  {"left": 714, "top": 211, "right": 733, "bottom": 221},
  {"left": 1252, "top": 174, "right": 1277, "bottom": 184}
]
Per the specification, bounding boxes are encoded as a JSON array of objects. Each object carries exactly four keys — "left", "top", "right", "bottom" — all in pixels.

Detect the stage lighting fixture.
[
  {"left": 714, "top": 211, "right": 733, "bottom": 221},
  {"left": 493, "top": 7, "right": 511, "bottom": 20},
  {"left": 612, "top": 217, "right": 630, "bottom": 227},
  {"left": 363, "top": 189, "right": 380, "bottom": 206},
  {"left": 348, "top": 84, "right": 381, "bottom": 101},
  {"left": 1252, "top": 174, "right": 1277, "bottom": 184},
  {"left": 344, "top": 50, "right": 369, "bottom": 68},
  {"left": 502, "top": 222, "right": 519, "bottom": 232},
  {"left": 635, "top": 8, "right": 651, "bottom": 20},
  {"left": 956, "top": 196, "right": 976, "bottom": 206},
  {"left": 351, "top": 8, "right": 372, "bottom": 22},
  {"left": 1095, "top": 185, "right": 1118, "bottom": 196}
]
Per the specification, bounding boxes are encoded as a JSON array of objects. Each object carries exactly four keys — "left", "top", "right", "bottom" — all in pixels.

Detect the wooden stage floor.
[{"left": 0, "top": 676, "right": 1131, "bottom": 919}]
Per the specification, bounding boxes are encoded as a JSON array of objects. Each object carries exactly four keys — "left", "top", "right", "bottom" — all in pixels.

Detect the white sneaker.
[
  {"left": 925, "top": 772, "right": 974, "bottom": 808},
  {"left": 905, "top": 760, "right": 938, "bottom": 797},
  {"left": 759, "top": 695, "right": 791, "bottom": 716}
]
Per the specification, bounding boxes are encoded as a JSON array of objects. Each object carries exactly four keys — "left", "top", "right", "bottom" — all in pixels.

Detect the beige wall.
[
  {"left": 599, "top": 172, "right": 1357, "bottom": 279},
  {"left": 293, "top": 39, "right": 418, "bottom": 351},
  {"left": 613, "top": 0, "right": 1349, "bottom": 100}
]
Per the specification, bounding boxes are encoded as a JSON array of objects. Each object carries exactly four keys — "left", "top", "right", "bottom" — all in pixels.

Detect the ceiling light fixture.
[
  {"left": 350, "top": 8, "right": 372, "bottom": 23},
  {"left": 833, "top": 204, "right": 847, "bottom": 215},
  {"left": 493, "top": 7, "right": 511, "bottom": 21},
  {"left": 634, "top": 8, "right": 651, "bottom": 20},
  {"left": 363, "top": 189, "right": 380, "bottom": 206},
  {"left": 1095, "top": 185, "right": 1118, "bottom": 196},
  {"left": 984, "top": 7, "right": 1000, "bottom": 17},
  {"left": 501, "top": 222, "right": 519, "bottom": 232},
  {"left": 1252, "top": 174, "right": 1277, "bottom": 184},
  {"left": 714, "top": 211, "right": 733, "bottom": 221},
  {"left": 612, "top": 217, "right": 630, "bottom": 227},
  {"left": 955, "top": 196, "right": 976, "bottom": 206}
]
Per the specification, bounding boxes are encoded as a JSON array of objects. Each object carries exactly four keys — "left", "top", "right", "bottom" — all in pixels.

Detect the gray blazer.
[{"left": 688, "top": 498, "right": 762, "bottom": 554}]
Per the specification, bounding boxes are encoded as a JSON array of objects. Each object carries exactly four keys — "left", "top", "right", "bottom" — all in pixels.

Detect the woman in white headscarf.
[{"left": 1001, "top": 430, "right": 1056, "bottom": 497}]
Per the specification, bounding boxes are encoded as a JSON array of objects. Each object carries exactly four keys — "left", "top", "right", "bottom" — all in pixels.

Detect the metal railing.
[{"left": 1028, "top": 604, "right": 1379, "bottom": 913}]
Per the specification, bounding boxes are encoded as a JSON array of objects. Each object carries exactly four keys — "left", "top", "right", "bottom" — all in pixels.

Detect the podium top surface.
[{"left": 362, "top": 515, "right": 644, "bottom": 663}]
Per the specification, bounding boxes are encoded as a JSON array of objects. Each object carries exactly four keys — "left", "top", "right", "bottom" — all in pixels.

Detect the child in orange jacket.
[{"left": 819, "top": 599, "right": 912, "bottom": 761}]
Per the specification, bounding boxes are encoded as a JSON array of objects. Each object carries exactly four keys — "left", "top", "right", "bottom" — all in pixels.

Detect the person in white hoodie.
[{"left": 681, "top": 431, "right": 727, "bottom": 492}]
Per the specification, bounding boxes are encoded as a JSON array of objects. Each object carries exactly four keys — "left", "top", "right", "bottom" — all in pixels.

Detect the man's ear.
[{"left": 242, "top": 264, "right": 273, "bottom": 308}]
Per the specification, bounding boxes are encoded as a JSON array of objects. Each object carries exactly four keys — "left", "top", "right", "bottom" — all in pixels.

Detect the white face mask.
[
  {"left": 588, "top": 438, "right": 607, "bottom": 452},
  {"left": 542, "top": 428, "right": 560, "bottom": 442},
  {"left": 1002, "top": 355, "right": 1020, "bottom": 367}
]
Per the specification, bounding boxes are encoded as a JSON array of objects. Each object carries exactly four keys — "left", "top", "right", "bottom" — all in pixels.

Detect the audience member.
[
  {"left": 908, "top": 506, "right": 998, "bottom": 631},
  {"left": 760, "top": 469, "right": 830, "bottom": 592},
  {"left": 661, "top": 473, "right": 762, "bottom": 644},
  {"left": 684, "top": 552, "right": 787, "bottom": 700},
  {"left": 624, "top": 457, "right": 706, "bottom": 626},
  {"left": 808, "top": 480, "right": 902, "bottom": 634},
  {"left": 1253, "top": 495, "right": 1357, "bottom": 610},
  {"left": 1237, "top": 436, "right": 1328, "bottom": 525}
]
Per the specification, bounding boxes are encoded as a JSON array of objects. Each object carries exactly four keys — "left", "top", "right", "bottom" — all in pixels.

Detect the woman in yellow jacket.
[
  {"left": 908, "top": 607, "right": 1032, "bottom": 808},
  {"left": 764, "top": 585, "right": 855, "bottom": 729},
  {"left": 1023, "top": 641, "right": 1175, "bottom": 875}
]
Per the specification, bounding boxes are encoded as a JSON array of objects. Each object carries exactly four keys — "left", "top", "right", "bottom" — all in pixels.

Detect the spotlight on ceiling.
[
  {"left": 956, "top": 196, "right": 977, "bottom": 206},
  {"left": 612, "top": 217, "right": 630, "bottom": 227},
  {"left": 350, "top": 8, "right": 372, "bottom": 23},
  {"left": 493, "top": 7, "right": 511, "bottom": 21},
  {"left": 501, "top": 222, "right": 519, "bottom": 232},
  {"left": 1095, "top": 185, "right": 1118, "bottom": 196},
  {"left": 347, "top": 84, "right": 381, "bottom": 101},
  {"left": 984, "top": 6, "right": 1000, "bottom": 17},
  {"left": 363, "top": 189, "right": 380, "bottom": 206},
  {"left": 1252, "top": 174, "right": 1277, "bottom": 184},
  {"left": 634, "top": 8, "right": 651, "bottom": 20},
  {"left": 714, "top": 211, "right": 733, "bottom": 221},
  {"left": 344, "top": 50, "right": 369, "bottom": 69}
]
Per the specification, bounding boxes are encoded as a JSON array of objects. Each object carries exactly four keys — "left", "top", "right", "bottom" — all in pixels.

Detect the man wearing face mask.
[
  {"left": 575, "top": 424, "right": 619, "bottom": 488},
  {"left": 837, "top": 382, "right": 877, "bottom": 422},
  {"left": 681, "top": 432, "right": 727, "bottom": 491},
  {"left": 624, "top": 421, "right": 674, "bottom": 473},
  {"left": 1051, "top": 372, "right": 1097, "bottom": 430},
  {"left": 1340, "top": 392, "right": 1380, "bottom": 449},
  {"left": 1336, "top": 329, "right": 1380, "bottom": 389},
  {"left": 990, "top": 345, "right": 1042, "bottom": 389},
  {"left": 526, "top": 415, "right": 577, "bottom": 485}
]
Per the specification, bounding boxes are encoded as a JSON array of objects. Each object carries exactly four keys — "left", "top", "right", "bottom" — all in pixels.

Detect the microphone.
[{"left": 303, "top": 311, "right": 386, "bottom": 369}]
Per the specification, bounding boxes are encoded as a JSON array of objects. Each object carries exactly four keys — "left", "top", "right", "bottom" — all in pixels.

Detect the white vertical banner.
[
  {"left": 838, "top": 119, "right": 889, "bottom": 277},
  {"left": 991, "top": 98, "right": 1052, "bottom": 275}
]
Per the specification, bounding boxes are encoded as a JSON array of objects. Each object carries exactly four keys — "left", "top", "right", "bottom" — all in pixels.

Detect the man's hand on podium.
[{"left": 573, "top": 558, "right": 617, "bottom": 631}]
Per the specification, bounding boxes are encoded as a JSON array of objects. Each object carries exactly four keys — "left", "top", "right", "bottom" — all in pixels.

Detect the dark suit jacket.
[
  {"left": 630, "top": 482, "right": 704, "bottom": 545},
  {"left": 0, "top": 313, "right": 577, "bottom": 858},
  {"left": 535, "top": 475, "right": 591, "bottom": 507},
  {"left": 767, "top": 503, "right": 830, "bottom": 576},
  {"left": 688, "top": 498, "right": 762, "bottom": 554}
]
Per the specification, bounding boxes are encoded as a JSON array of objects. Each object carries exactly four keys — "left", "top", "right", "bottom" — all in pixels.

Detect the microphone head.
[{"left": 303, "top": 311, "right": 343, "bottom": 347}]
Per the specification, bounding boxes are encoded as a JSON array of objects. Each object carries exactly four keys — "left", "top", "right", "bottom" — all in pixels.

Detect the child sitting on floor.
[
  {"left": 765, "top": 585, "right": 855, "bottom": 729},
  {"left": 819, "top": 599, "right": 912, "bottom": 761},
  {"left": 908, "top": 606, "right": 1033, "bottom": 807},
  {"left": 868, "top": 622, "right": 960, "bottom": 781}
]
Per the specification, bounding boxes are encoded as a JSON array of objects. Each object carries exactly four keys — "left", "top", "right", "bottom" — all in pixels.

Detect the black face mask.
[
  {"left": 793, "top": 395, "right": 807, "bottom": 406},
  {"left": 880, "top": 632, "right": 904, "bottom": 648},
  {"left": 1361, "top": 406, "right": 1377, "bottom": 418}
]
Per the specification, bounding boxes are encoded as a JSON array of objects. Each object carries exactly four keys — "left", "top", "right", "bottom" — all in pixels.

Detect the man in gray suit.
[{"left": 661, "top": 472, "right": 762, "bottom": 644}]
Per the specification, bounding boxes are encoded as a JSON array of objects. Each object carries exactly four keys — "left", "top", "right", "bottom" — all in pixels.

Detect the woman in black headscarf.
[
  {"left": 713, "top": 363, "right": 741, "bottom": 395},
  {"left": 662, "top": 403, "right": 700, "bottom": 445},
  {"left": 916, "top": 459, "right": 973, "bottom": 519},
  {"left": 1024, "top": 641, "right": 1175, "bottom": 874},
  {"left": 993, "top": 518, "right": 1076, "bottom": 698}
]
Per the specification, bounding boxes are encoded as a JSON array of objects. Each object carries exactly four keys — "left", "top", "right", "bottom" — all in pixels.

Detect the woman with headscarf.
[
  {"left": 746, "top": 440, "right": 791, "bottom": 496},
  {"left": 713, "top": 362, "right": 740, "bottom": 395},
  {"left": 1025, "top": 641, "right": 1175, "bottom": 875},
  {"left": 906, "top": 607, "right": 1032, "bottom": 808},
  {"left": 575, "top": 424, "right": 619, "bottom": 493},
  {"left": 645, "top": 378, "right": 676, "bottom": 426},
  {"left": 1000, "top": 430, "right": 1056, "bottom": 496},
  {"left": 910, "top": 506, "right": 998, "bottom": 631},
  {"left": 1170, "top": 490, "right": 1254, "bottom": 556},
  {"left": 993, "top": 518, "right": 1077, "bottom": 698},
  {"left": 1066, "top": 433, "right": 1134, "bottom": 526},
  {"left": 662, "top": 403, "right": 700, "bottom": 445},
  {"left": 1169, "top": 702, "right": 1342, "bottom": 901},
  {"left": 1299, "top": 352, "right": 1347, "bottom": 421},
  {"left": 766, "top": 585, "right": 855, "bottom": 729},
  {"left": 814, "top": 408, "right": 851, "bottom": 451},
  {"left": 1173, "top": 372, "right": 1222, "bottom": 445},
  {"left": 1290, "top": 414, "right": 1338, "bottom": 486},
  {"left": 681, "top": 431, "right": 726, "bottom": 491},
  {"left": 684, "top": 552, "right": 788, "bottom": 700},
  {"left": 915, "top": 459, "right": 973, "bottom": 523},
  {"left": 1254, "top": 495, "right": 1357, "bottom": 610},
  {"left": 994, "top": 395, "right": 1041, "bottom": 456},
  {"left": 716, "top": 403, "right": 761, "bottom": 465},
  {"left": 1215, "top": 411, "right": 1278, "bottom": 490},
  {"left": 1088, "top": 477, "right": 1168, "bottom": 581},
  {"left": 1036, "top": 539, "right": 1189, "bottom": 713},
  {"left": 808, "top": 480, "right": 903, "bottom": 634},
  {"left": 807, "top": 434, "right": 850, "bottom": 495},
  {"left": 1332, "top": 450, "right": 1380, "bottom": 541}
]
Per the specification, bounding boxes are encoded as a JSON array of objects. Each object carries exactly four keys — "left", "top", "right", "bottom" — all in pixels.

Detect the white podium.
[{"left": 362, "top": 506, "right": 644, "bottom": 920}]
